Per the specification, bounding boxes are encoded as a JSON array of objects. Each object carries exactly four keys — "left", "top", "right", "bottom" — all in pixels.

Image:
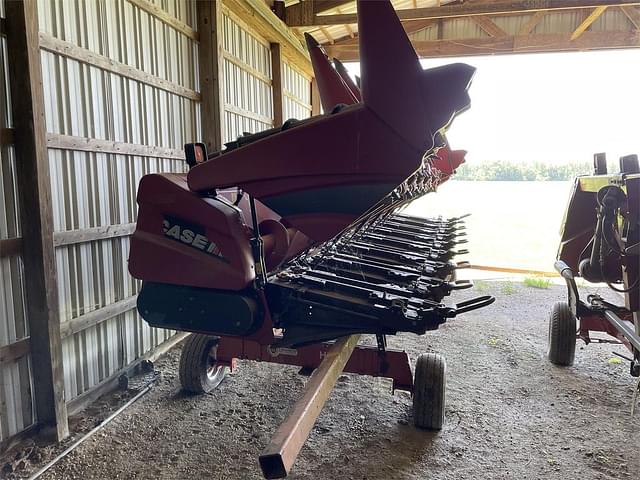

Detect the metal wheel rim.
[{"left": 206, "top": 345, "right": 225, "bottom": 381}]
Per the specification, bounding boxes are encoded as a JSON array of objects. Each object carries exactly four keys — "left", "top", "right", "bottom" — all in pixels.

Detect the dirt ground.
[{"left": 2, "top": 281, "right": 639, "bottom": 480}]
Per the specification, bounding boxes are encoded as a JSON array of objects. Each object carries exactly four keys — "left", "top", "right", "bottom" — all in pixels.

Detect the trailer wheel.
[
  {"left": 413, "top": 353, "right": 446, "bottom": 430},
  {"left": 179, "top": 334, "right": 228, "bottom": 394},
  {"left": 547, "top": 302, "right": 576, "bottom": 366}
]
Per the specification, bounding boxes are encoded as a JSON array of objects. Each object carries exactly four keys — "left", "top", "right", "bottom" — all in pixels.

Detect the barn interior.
[{"left": 1, "top": 1, "right": 639, "bottom": 479}]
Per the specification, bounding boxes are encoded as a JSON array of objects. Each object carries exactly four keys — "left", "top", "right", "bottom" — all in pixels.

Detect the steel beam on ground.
[{"left": 259, "top": 335, "right": 360, "bottom": 479}]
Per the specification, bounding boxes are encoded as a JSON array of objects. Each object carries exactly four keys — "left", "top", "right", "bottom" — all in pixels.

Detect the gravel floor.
[{"left": 2, "top": 281, "right": 639, "bottom": 480}]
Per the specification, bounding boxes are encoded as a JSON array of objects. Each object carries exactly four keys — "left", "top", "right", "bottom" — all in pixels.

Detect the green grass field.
[{"left": 403, "top": 180, "right": 573, "bottom": 273}]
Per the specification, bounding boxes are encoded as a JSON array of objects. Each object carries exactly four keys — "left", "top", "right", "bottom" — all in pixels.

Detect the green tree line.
[{"left": 453, "top": 161, "right": 596, "bottom": 181}]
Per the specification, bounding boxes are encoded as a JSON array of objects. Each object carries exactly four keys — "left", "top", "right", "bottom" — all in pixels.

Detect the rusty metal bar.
[
  {"left": 259, "top": 334, "right": 360, "bottom": 479},
  {"left": 470, "top": 264, "right": 560, "bottom": 277},
  {"left": 603, "top": 309, "right": 640, "bottom": 351}
]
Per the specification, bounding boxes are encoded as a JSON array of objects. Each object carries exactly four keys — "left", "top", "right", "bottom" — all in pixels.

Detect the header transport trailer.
[
  {"left": 128, "top": 1, "right": 494, "bottom": 477},
  {"left": 549, "top": 153, "right": 639, "bottom": 394}
]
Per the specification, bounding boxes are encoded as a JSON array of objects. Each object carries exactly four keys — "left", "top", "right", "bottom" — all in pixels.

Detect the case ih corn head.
[
  {"left": 550, "top": 153, "right": 639, "bottom": 385},
  {"left": 128, "top": 1, "right": 493, "bottom": 477}
]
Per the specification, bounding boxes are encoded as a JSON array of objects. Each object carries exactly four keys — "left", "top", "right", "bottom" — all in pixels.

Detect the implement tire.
[
  {"left": 547, "top": 302, "right": 577, "bottom": 367},
  {"left": 179, "top": 334, "right": 228, "bottom": 394},
  {"left": 413, "top": 353, "right": 446, "bottom": 430}
]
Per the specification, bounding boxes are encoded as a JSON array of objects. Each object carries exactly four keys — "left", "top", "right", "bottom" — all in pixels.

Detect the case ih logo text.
[{"left": 163, "top": 219, "right": 222, "bottom": 257}]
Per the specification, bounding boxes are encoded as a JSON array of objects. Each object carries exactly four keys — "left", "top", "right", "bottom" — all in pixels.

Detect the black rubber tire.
[
  {"left": 547, "top": 302, "right": 577, "bottom": 366},
  {"left": 179, "top": 334, "right": 228, "bottom": 394},
  {"left": 413, "top": 353, "right": 446, "bottom": 430}
]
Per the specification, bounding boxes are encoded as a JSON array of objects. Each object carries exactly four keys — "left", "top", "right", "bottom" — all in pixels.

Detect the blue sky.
[{"left": 346, "top": 49, "right": 640, "bottom": 165}]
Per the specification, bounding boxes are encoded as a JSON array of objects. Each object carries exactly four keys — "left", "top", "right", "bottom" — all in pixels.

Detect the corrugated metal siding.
[
  {"left": 0, "top": 0, "right": 34, "bottom": 443},
  {"left": 492, "top": 15, "right": 532, "bottom": 35},
  {"left": 589, "top": 8, "right": 629, "bottom": 32},
  {"left": 282, "top": 60, "right": 311, "bottom": 120},
  {"left": 442, "top": 18, "right": 487, "bottom": 39},
  {"left": 37, "top": 0, "right": 197, "bottom": 401},
  {"left": 410, "top": 25, "right": 438, "bottom": 42},
  {"left": 222, "top": 9, "right": 274, "bottom": 143}
]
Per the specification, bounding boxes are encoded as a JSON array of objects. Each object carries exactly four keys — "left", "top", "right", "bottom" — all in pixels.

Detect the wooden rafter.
[
  {"left": 336, "top": 6, "right": 355, "bottom": 38},
  {"left": 571, "top": 6, "right": 607, "bottom": 39},
  {"left": 473, "top": 16, "right": 508, "bottom": 37},
  {"left": 621, "top": 5, "right": 640, "bottom": 28},
  {"left": 225, "top": 0, "right": 312, "bottom": 75},
  {"left": 320, "top": 26, "right": 335, "bottom": 43},
  {"left": 519, "top": 11, "right": 547, "bottom": 35},
  {"left": 404, "top": 19, "right": 437, "bottom": 35},
  {"left": 325, "top": 30, "right": 640, "bottom": 61},
  {"left": 316, "top": 18, "right": 437, "bottom": 50},
  {"left": 287, "top": 1, "right": 640, "bottom": 27},
  {"left": 314, "top": 0, "right": 354, "bottom": 14}
]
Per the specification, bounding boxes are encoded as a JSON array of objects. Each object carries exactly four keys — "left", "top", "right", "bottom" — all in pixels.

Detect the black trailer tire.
[
  {"left": 179, "top": 334, "right": 228, "bottom": 394},
  {"left": 413, "top": 353, "right": 446, "bottom": 430},
  {"left": 547, "top": 302, "right": 577, "bottom": 366}
]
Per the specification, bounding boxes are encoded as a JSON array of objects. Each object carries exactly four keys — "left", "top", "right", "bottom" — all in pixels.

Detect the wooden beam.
[
  {"left": 223, "top": 51, "right": 273, "bottom": 84},
  {"left": 320, "top": 26, "right": 335, "bottom": 43},
  {"left": 319, "top": 18, "right": 437, "bottom": 49},
  {"left": 0, "top": 127, "right": 14, "bottom": 145},
  {"left": 197, "top": 1, "right": 226, "bottom": 152},
  {"left": 314, "top": 0, "right": 353, "bottom": 14},
  {"left": 326, "top": 30, "right": 640, "bottom": 60},
  {"left": 473, "top": 16, "right": 508, "bottom": 37},
  {"left": 336, "top": 6, "right": 355, "bottom": 38},
  {"left": 518, "top": 11, "right": 546, "bottom": 35},
  {"left": 0, "top": 238, "right": 22, "bottom": 258},
  {"left": 224, "top": 0, "right": 312, "bottom": 76},
  {"left": 621, "top": 5, "right": 640, "bottom": 28},
  {"left": 60, "top": 295, "right": 138, "bottom": 339},
  {"left": 5, "top": 0, "right": 69, "bottom": 441},
  {"left": 271, "top": 43, "right": 284, "bottom": 127},
  {"left": 571, "top": 6, "right": 607, "bottom": 39},
  {"left": 0, "top": 338, "right": 30, "bottom": 365},
  {"left": 46, "top": 133, "right": 184, "bottom": 159},
  {"left": 404, "top": 19, "right": 437, "bottom": 35},
  {"left": 39, "top": 33, "right": 200, "bottom": 101},
  {"left": 311, "top": 78, "right": 321, "bottom": 116},
  {"left": 126, "top": 0, "right": 198, "bottom": 41},
  {"left": 286, "top": 0, "right": 354, "bottom": 20},
  {"left": 273, "top": 1, "right": 286, "bottom": 21},
  {"left": 283, "top": 91, "right": 312, "bottom": 111},
  {"left": 285, "top": 0, "right": 315, "bottom": 27},
  {"left": 53, "top": 223, "right": 136, "bottom": 247},
  {"left": 288, "top": 1, "right": 640, "bottom": 27},
  {"left": 224, "top": 102, "right": 274, "bottom": 125}
]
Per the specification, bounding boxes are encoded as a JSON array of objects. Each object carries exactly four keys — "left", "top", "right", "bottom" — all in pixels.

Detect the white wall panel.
[
  {"left": 283, "top": 60, "right": 311, "bottom": 121},
  {"left": 222, "top": 10, "right": 274, "bottom": 143},
  {"left": 38, "top": 0, "right": 195, "bottom": 401}
]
